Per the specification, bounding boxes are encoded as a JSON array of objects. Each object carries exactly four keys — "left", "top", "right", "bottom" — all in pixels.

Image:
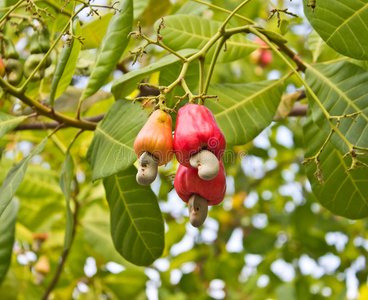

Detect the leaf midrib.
[
  {"left": 113, "top": 174, "right": 155, "bottom": 261},
  {"left": 325, "top": 3, "right": 368, "bottom": 43},
  {"left": 214, "top": 79, "right": 282, "bottom": 117},
  {"left": 96, "top": 127, "right": 134, "bottom": 151},
  {"left": 308, "top": 66, "right": 368, "bottom": 122}
]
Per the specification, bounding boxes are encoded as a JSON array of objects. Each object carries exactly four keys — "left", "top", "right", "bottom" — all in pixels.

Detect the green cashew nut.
[
  {"left": 5, "top": 58, "right": 23, "bottom": 86},
  {"left": 24, "top": 54, "right": 46, "bottom": 81},
  {"left": 39, "top": 27, "right": 50, "bottom": 53}
]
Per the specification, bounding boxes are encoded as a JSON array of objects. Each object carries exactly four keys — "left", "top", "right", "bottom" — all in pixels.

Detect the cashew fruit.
[
  {"left": 134, "top": 109, "right": 174, "bottom": 166},
  {"left": 24, "top": 54, "right": 47, "bottom": 81},
  {"left": 0, "top": 56, "right": 5, "bottom": 78},
  {"left": 5, "top": 58, "right": 23, "bottom": 86},
  {"left": 174, "top": 104, "right": 226, "bottom": 168},
  {"left": 174, "top": 159, "right": 226, "bottom": 206},
  {"left": 250, "top": 37, "right": 273, "bottom": 67}
]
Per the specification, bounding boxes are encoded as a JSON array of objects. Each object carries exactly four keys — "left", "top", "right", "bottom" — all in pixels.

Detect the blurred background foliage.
[{"left": 1, "top": 0, "right": 368, "bottom": 299}]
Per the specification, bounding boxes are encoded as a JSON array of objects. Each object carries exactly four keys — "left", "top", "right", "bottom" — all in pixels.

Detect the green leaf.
[
  {"left": 82, "top": 202, "right": 137, "bottom": 268},
  {"left": 305, "top": 61, "right": 368, "bottom": 153},
  {"left": 0, "top": 138, "right": 47, "bottom": 217},
  {"left": 81, "top": 13, "right": 113, "bottom": 49},
  {"left": 156, "top": 15, "right": 258, "bottom": 63},
  {"left": 81, "top": 0, "right": 133, "bottom": 101},
  {"left": 0, "top": 199, "right": 18, "bottom": 285},
  {"left": 59, "top": 151, "right": 74, "bottom": 250},
  {"left": 303, "top": 109, "right": 368, "bottom": 219},
  {"left": 133, "top": 0, "right": 150, "bottom": 19},
  {"left": 86, "top": 100, "right": 147, "bottom": 181},
  {"left": 207, "top": 79, "right": 284, "bottom": 145},
  {"left": 0, "top": 112, "right": 27, "bottom": 139},
  {"left": 49, "top": 19, "right": 81, "bottom": 107},
  {"left": 111, "top": 49, "right": 197, "bottom": 100},
  {"left": 103, "top": 166, "right": 165, "bottom": 266},
  {"left": 303, "top": 0, "right": 368, "bottom": 60},
  {"left": 103, "top": 269, "right": 148, "bottom": 299}
]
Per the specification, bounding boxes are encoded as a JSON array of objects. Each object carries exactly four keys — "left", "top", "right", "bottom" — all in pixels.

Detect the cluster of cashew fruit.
[
  {"left": 1, "top": 38, "right": 23, "bottom": 86},
  {"left": 134, "top": 104, "right": 226, "bottom": 227},
  {"left": 0, "top": 27, "right": 51, "bottom": 86},
  {"left": 24, "top": 27, "right": 52, "bottom": 81}
]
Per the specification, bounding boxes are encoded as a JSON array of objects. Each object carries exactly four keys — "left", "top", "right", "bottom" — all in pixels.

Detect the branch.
[
  {"left": 0, "top": 78, "right": 97, "bottom": 130},
  {"left": 14, "top": 114, "right": 105, "bottom": 131},
  {"left": 41, "top": 199, "right": 79, "bottom": 300},
  {"left": 288, "top": 104, "right": 308, "bottom": 117}
]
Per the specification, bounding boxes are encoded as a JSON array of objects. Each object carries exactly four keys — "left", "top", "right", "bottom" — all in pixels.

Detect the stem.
[
  {"left": 41, "top": 199, "right": 79, "bottom": 300},
  {"left": 203, "top": 37, "right": 226, "bottom": 94},
  {"left": 198, "top": 56, "right": 205, "bottom": 94},
  {"left": 219, "top": 0, "right": 253, "bottom": 32},
  {"left": 249, "top": 27, "right": 354, "bottom": 151},
  {"left": 0, "top": 0, "right": 24, "bottom": 25},
  {"left": 0, "top": 77, "right": 97, "bottom": 130},
  {"left": 141, "top": 36, "right": 187, "bottom": 61},
  {"left": 192, "top": 0, "right": 255, "bottom": 25}
]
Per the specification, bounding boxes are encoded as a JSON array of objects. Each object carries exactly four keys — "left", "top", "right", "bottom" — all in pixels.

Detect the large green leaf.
[
  {"left": 303, "top": 0, "right": 368, "bottom": 60},
  {"left": 80, "top": 0, "right": 133, "bottom": 101},
  {"left": 111, "top": 49, "right": 197, "bottom": 100},
  {"left": 0, "top": 112, "right": 27, "bottom": 139},
  {"left": 305, "top": 61, "right": 368, "bottom": 153},
  {"left": 103, "top": 269, "right": 148, "bottom": 299},
  {"left": 303, "top": 108, "right": 368, "bottom": 219},
  {"left": 156, "top": 15, "right": 258, "bottom": 63},
  {"left": 207, "top": 80, "right": 284, "bottom": 145},
  {"left": 82, "top": 202, "right": 138, "bottom": 268},
  {"left": 86, "top": 100, "right": 148, "bottom": 181},
  {"left": 0, "top": 138, "right": 47, "bottom": 217},
  {"left": 103, "top": 166, "right": 165, "bottom": 266},
  {"left": 59, "top": 151, "right": 74, "bottom": 250},
  {"left": 0, "top": 199, "right": 18, "bottom": 285}
]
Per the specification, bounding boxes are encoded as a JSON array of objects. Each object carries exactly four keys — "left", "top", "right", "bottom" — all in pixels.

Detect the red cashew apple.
[
  {"left": 250, "top": 37, "right": 273, "bottom": 67},
  {"left": 134, "top": 109, "right": 174, "bottom": 185},
  {"left": 0, "top": 56, "right": 5, "bottom": 78},
  {"left": 173, "top": 104, "right": 226, "bottom": 169},
  {"left": 174, "top": 159, "right": 226, "bottom": 206},
  {"left": 174, "top": 159, "right": 226, "bottom": 227}
]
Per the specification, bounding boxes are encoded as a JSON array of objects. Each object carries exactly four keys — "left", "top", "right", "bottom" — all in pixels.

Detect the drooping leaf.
[
  {"left": 0, "top": 112, "right": 27, "bottom": 139},
  {"left": 80, "top": 0, "right": 133, "bottom": 101},
  {"left": 0, "top": 199, "right": 19, "bottom": 285},
  {"left": 303, "top": 0, "right": 368, "bottom": 60},
  {"left": 49, "top": 19, "right": 81, "bottom": 107},
  {"left": 207, "top": 79, "right": 284, "bottom": 145},
  {"left": 103, "top": 166, "right": 165, "bottom": 266},
  {"left": 305, "top": 61, "right": 368, "bottom": 154},
  {"left": 86, "top": 100, "right": 147, "bottom": 181},
  {"left": 156, "top": 15, "right": 258, "bottom": 63},
  {"left": 303, "top": 108, "right": 368, "bottom": 219},
  {"left": 111, "top": 49, "right": 197, "bottom": 100},
  {"left": 82, "top": 202, "right": 138, "bottom": 268},
  {"left": 103, "top": 269, "right": 148, "bottom": 299},
  {"left": 59, "top": 151, "right": 74, "bottom": 250},
  {"left": 0, "top": 138, "right": 47, "bottom": 217}
]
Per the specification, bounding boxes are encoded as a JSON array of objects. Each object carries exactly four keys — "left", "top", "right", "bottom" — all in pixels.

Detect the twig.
[
  {"left": 14, "top": 114, "right": 105, "bottom": 131},
  {"left": 41, "top": 199, "right": 79, "bottom": 300}
]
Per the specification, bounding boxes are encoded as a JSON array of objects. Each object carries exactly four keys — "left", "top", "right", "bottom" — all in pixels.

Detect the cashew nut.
[
  {"left": 189, "top": 150, "right": 219, "bottom": 180},
  {"left": 188, "top": 194, "right": 208, "bottom": 227},
  {"left": 136, "top": 151, "right": 158, "bottom": 186}
]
